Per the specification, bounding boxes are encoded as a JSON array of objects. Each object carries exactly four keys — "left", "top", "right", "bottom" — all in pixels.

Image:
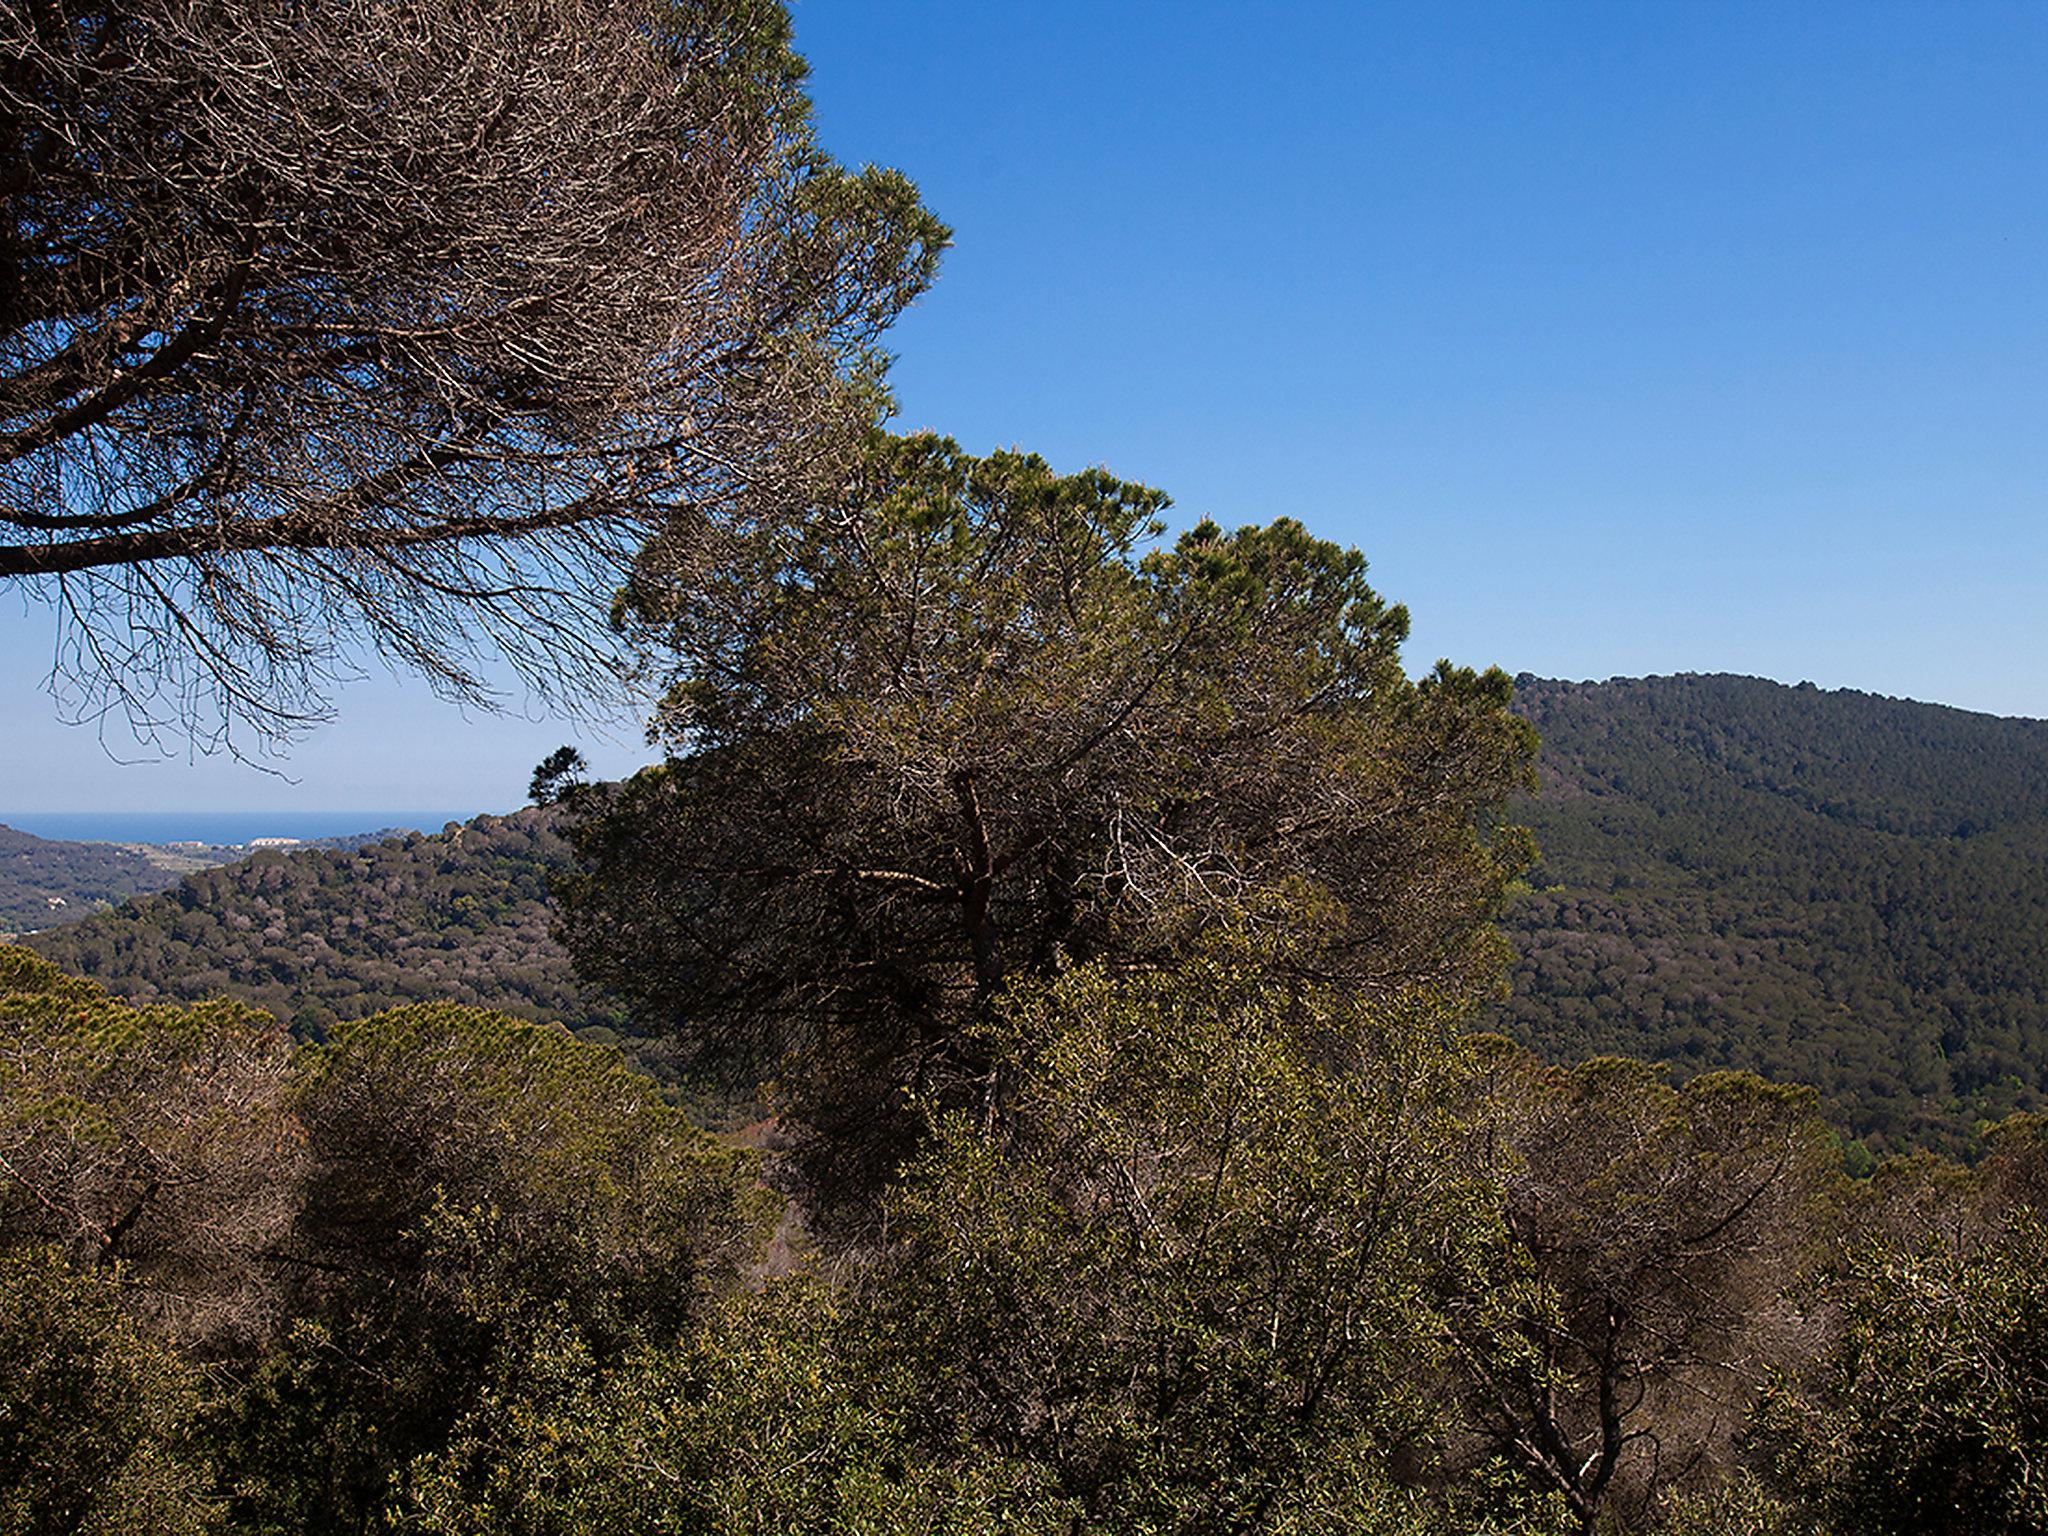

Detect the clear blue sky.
[{"left": 4, "top": 0, "right": 2044, "bottom": 814}]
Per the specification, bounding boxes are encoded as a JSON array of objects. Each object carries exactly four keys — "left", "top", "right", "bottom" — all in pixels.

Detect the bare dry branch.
[{"left": 0, "top": 0, "right": 943, "bottom": 753}]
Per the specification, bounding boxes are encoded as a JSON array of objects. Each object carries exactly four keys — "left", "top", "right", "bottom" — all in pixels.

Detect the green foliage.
[
  {"left": 0, "top": 930, "right": 2029, "bottom": 1532},
  {"left": 213, "top": 1003, "right": 770, "bottom": 1533},
  {"left": 0, "top": 1246, "right": 216, "bottom": 1536},
  {"left": 565, "top": 432, "right": 1535, "bottom": 1208},
  {"left": 0, "top": 822, "right": 214, "bottom": 936},
  {"left": 26, "top": 810, "right": 631, "bottom": 1046},
  {"left": 1759, "top": 1214, "right": 2048, "bottom": 1536},
  {"left": 288, "top": 1001, "right": 769, "bottom": 1338},
  {"left": 1653, "top": 1476, "right": 1810, "bottom": 1536},
  {"left": 0, "top": 945, "right": 297, "bottom": 1353},
  {"left": 1449, "top": 1044, "right": 1839, "bottom": 1530},
  {"left": 401, "top": 957, "right": 1566, "bottom": 1536},
  {"left": 405, "top": 1286, "right": 1072, "bottom": 1536},
  {"left": 875, "top": 957, "right": 1514, "bottom": 1532},
  {"left": 1499, "top": 674, "right": 2048, "bottom": 1151},
  {"left": 18, "top": 639, "right": 2045, "bottom": 1536},
  {"left": 527, "top": 747, "right": 589, "bottom": 808},
  {"left": 1, "top": 941, "right": 776, "bottom": 1533}
]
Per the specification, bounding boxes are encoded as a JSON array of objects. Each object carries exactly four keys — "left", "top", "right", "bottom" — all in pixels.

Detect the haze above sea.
[{"left": 0, "top": 811, "right": 489, "bottom": 846}]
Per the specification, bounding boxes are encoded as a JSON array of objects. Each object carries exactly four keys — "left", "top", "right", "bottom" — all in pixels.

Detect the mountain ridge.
[{"left": 1498, "top": 671, "right": 2048, "bottom": 1151}]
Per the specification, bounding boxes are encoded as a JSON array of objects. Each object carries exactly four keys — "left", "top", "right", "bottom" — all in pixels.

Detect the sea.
[{"left": 0, "top": 811, "right": 487, "bottom": 847}]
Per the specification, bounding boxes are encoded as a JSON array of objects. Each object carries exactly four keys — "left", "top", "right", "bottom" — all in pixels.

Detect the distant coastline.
[{"left": 0, "top": 811, "right": 487, "bottom": 847}]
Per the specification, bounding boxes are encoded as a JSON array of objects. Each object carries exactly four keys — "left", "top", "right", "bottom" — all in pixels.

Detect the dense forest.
[
  {"left": 18, "top": 453, "right": 2046, "bottom": 1534},
  {"left": 0, "top": 824, "right": 225, "bottom": 935},
  {"left": 1, "top": 825, "right": 414, "bottom": 939},
  {"left": 37, "top": 675, "right": 2048, "bottom": 1162},
  {"left": 1499, "top": 674, "right": 2048, "bottom": 1153},
  {"left": 24, "top": 810, "right": 623, "bottom": 1043},
  {"left": 12, "top": 937, "right": 2048, "bottom": 1536}
]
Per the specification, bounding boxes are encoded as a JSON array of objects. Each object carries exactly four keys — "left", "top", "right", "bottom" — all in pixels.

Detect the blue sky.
[{"left": 3, "top": 0, "right": 2044, "bottom": 813}]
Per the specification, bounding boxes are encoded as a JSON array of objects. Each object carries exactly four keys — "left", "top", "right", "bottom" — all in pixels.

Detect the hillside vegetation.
[
  {"left": 3, "top": 824, "right": 414, "bottom": 938},
  {"left": 14, "top": 642, "right": 2048, "bottom": 1535},
  {"left": 1499, "top": 674, "right": 2048, "bottom": 1151},
  {"left": 24, "top": 809, "right": 624, "bottom": 1042},
  {"left": 0, "top": 823, "right": 221, "bottom": 934}
]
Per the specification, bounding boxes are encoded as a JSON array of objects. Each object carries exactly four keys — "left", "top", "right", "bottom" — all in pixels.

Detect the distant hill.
[
  {"left": 0, "top": 822, "right": 418, "bottom": 938},
  {"left": 0, "top": 823, "right": 230, "bottom": 934},
  {"left": 23, "top": 809, "right": 630, "bottom": 1044},
  {"left": 1497, "top": 674, "right": 2048, "bottom": 1152}
]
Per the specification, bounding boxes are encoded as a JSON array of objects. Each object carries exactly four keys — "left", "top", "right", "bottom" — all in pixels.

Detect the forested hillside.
[
  {"left": 24, "top": 810, "right": 626, "bottom": 1042},
  {"left": 2, "top": 824, "right": 415, "bottom": 938},
  {"left": 0, "top": 823, "right": 202, "bottom": 933},
  {"left": 1498, "top": 674, "right": 2048, "bottom": 1151}
]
